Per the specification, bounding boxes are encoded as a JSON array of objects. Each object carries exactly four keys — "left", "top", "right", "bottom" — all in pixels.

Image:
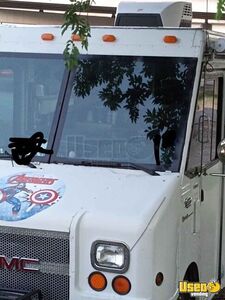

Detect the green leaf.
[
  {"left": 216, "top": 0, "right": 225, "bottom": 19},
  {"left": 62, "top": 0, "right": 94, "bottom": 69}
]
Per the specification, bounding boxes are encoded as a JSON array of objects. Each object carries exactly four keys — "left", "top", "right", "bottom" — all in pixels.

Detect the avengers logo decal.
[{"left": 0, "top": 173, "right": 65, "bottom": 221}]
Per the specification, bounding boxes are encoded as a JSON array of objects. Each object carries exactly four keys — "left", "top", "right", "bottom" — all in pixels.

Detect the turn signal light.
[
  {"left": 88, "top": 272, "right": 107, "bottom": 291},
  {"left": 71, "top": 34, "right": 81, "bottom": 41},
  {"left": 163, "top": 35, "right": 177, "bottom": 43},
  {"left": 112, "top": 276, "right": 131, "bottom": 295},
  {"left": 102, "top": 35, "right": 116, "bottom": 42},
  {"left": 41, "top": 33, "right": 54, "bottom": 41}
]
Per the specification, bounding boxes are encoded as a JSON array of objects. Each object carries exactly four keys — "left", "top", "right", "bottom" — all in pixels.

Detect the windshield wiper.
[
  {"left": 117, "top": 162, "right": 159, "bottom": 176},
  {"left": 67, "top": 160, "right": 159, "bottom": 176}
]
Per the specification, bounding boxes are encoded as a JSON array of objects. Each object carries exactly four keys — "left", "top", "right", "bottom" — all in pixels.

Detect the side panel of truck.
[{"left": 183, "top": 71, "right": 225, "bottom": 284}]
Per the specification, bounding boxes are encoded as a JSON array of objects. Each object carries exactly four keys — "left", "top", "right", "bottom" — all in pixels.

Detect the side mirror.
[
  {"left": 209, "top": 139, "right": 225, "bottom": 177},
  {"left": 217, "top": 139, "right": 225, "bottom": 163}
]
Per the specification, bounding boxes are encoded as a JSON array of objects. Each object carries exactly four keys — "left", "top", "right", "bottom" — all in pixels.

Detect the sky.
[{"left": 15, "top": 0, "right": 219, "bottom": 12}]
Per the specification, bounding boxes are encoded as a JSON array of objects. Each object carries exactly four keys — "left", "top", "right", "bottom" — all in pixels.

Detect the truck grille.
[{"left": 0, "top": 226, "right": 69, "bottom": 300}]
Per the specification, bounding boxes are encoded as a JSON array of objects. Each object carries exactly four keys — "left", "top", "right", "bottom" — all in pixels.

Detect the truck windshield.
[
  {"left": 56, "top": 55, "right": 197, "bottom": 172},
  {"left": 0, "top": 53, "right": 197, "bottom": 171}
]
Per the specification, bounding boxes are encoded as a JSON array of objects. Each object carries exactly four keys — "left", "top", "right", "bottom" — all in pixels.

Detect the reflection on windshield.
[
  {"left": 0, "top": 54, "right": 65, "bottom": 157},
  {"left": 57, "top": 55, "right": 197, "bottom": 171}
]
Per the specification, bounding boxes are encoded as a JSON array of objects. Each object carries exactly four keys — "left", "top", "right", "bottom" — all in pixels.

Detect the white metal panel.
[
  {"left": 70, "top": 173, "right": 181, "bottom": 299},
  {"left": 116, "top": 1, "right": 192, "bottom": 27},
  {"left": 0, "top": 25, "right": 205, "bottom": 58},
  {"left": 0, "top": 160, "right": 179, "bottom": 246}
]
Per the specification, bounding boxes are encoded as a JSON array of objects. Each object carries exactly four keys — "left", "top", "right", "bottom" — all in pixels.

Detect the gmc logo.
[{"left": 0, "top": 256, "right": 40, "bottom": 272}]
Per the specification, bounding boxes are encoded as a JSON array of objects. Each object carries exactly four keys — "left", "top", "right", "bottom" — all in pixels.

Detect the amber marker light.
[
  {"left": 71, "top": 34, "right": 81, "bottom": 42},
  {"left": 41, "top": 33, "right": 54, "bottom": 41},
  {"left": 88, "top": 272, "right": 107, "bottom": 292},
  {"left": 102, "top": 35, "right": 117, "bottom": 42},
  {"left": 112, "top": 276, "right": 131, "bottom": 295},
  {"left": 163, "top": 35, "right": 178, "bottom": 43}
]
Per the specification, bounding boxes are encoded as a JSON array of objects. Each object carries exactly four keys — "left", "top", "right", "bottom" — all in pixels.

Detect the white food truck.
[{"left": 1, "top": 1, "right": 225, "bottom": 299}]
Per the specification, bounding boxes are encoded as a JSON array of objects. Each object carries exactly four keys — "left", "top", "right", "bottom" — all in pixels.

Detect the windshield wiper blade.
[
  {"left": 64, "top": 159, "right": 159, "bottom": 176},
  {"left": 118, "top": 162, "right": 159, "bottom": 176},
  {"left": 80, "top": 160, "right": 159, "bottom": 176}
]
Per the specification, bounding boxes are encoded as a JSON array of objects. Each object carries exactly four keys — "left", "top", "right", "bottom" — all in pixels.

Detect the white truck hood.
[{"left": 0, "top": 160, "right": 180, "bottom": 247}]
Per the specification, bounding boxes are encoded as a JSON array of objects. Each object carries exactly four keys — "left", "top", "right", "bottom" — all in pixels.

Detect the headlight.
[{"left": 91, "top": 241, "right": 130, "bottom": 273}]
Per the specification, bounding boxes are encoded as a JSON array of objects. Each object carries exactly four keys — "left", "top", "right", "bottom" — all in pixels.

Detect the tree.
[
  {"left": 217, "top": 0, "right": 225, "bottom": 19},
  {"left": 62, "top": 0, "right": 94, "bottom": 69}
]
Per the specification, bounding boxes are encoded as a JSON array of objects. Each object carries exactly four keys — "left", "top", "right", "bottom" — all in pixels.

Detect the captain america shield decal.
[
  {"left": 30, "top": 189, "right": 58, "bottom": 205},
  {"left": 0, "top": 172, "right": 65, "bottom": 221}
]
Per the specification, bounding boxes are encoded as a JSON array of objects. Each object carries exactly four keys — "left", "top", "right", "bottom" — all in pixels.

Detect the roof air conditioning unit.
[{"left": 115, "top": 1, "right": 192, "bottom": 27}]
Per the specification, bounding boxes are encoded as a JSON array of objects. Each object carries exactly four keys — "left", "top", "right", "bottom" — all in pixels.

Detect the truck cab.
[{"left": 0, "top": 2, "right": 225, "bottom": 300}]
